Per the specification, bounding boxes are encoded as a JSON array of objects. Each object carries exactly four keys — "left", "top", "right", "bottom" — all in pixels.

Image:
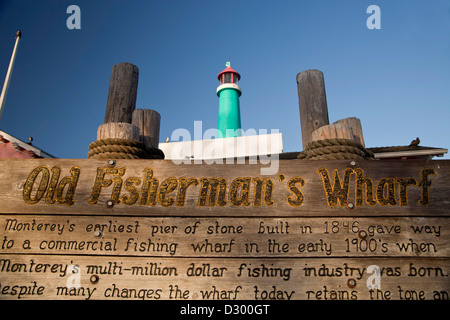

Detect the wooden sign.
[{"left": 0, "top": 159, "right": 449, "bottom": 300}]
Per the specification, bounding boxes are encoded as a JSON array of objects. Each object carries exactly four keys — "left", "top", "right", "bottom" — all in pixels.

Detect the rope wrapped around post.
[
  {"left": 297, "top": 138, "right": 374, "bottom": 160},
  {"left": 88, "top": 138, "right": 164, "bottom": 160}
]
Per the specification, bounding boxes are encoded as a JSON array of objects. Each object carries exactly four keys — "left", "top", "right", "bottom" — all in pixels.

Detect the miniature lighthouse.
[{"left": 217, "top": 62, "right": 242, "bottom": 138}]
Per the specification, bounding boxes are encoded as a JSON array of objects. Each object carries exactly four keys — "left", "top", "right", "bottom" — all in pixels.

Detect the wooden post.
[
  {"left": 132, "top": 109, "right": 161, "bottom": 149},
  {"left": 311, "top": 123, "right": 354, "bottom": 142},
  {"left": 311, "top": 117, "right": 365, "bottom": 146},
  {"left": 104, "top": 62, "right": 139, "bottom": 124},
  {"left": 296, "top": 69, "right": 329, "bottom": 148},
  {"left": 334, "top": 117, "right": 365, "bottom": 147}
]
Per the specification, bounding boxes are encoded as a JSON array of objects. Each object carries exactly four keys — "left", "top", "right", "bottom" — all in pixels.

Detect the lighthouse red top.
[{"left": 218, "top": 62, "right": 240, "bottom": 84}]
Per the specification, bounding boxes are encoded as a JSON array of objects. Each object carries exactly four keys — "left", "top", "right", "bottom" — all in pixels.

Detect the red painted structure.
[{"left": 0, "top": 130, "right": 54, "bottom": 158}]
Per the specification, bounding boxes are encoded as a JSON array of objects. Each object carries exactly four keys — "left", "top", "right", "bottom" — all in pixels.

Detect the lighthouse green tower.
[{"left": 217, "top": 62, "right": 242, "bottom": 138}]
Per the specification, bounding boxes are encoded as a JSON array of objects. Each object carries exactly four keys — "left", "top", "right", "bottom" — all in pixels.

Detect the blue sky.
[{"left": 0, "top": 0, "right": 449, "bottom": 159}]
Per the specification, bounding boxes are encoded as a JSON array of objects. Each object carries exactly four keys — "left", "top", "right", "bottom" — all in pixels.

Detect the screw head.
[
  {"left": 94, "top": 230, "right": 103, "bottom": 238},
  {"left": 347, "top": 202, "right": 355, "bottom": 209},
  {"left": 90, "top": 275, "right": 99, "bottom": 284},
  {"left": 358, "top": 230, "right": 368, "bottom": 240},
  {"left": 108, "top": 160, "right": 116, "bottom": 167},
  {"left": 347, "top": 278, "right": 357, "bottom": 288},
  {"left": 106, "top": 199, "right": 115, "bottom": 208}
]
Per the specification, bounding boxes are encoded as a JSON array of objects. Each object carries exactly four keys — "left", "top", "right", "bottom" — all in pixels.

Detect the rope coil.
[
  {"left": 88, "top": 138, "right": 164, "bottom": 160},
  {"left": 297, "top": 138, "right": 374, "bottom": 160}
]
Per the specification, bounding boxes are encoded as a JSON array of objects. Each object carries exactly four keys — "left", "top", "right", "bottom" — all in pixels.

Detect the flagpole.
[{"left": 0, "top": 30, "right": 22, "bottom": 124}]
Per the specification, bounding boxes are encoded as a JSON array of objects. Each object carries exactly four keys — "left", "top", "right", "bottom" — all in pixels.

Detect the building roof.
[
  {"left": 366, "top": 145, "right": 448, "bottom": 160},
  {"left": 0, "top": 130, "right": 55, "bottom": 158},
  {"left": 278, "top": 145, "right": 448, "bottom": 160}
]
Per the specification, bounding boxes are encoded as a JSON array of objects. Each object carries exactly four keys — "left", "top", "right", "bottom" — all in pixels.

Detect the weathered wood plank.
[
  {"left": 0, "top": 159, "right": 449, "bottom": 301},
  {"left": 0, "top": 215, "right": 448, "bottom": 258},
  {"left": 0, "top": 255, "right": 448, "bottom": 300},
  {"left": 0, "top": 159, "right": 448, "bottom": 217}
]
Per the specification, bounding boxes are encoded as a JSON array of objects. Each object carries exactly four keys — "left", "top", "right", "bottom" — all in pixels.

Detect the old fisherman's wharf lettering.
[{"left": 21, "top": 165, "right": 436, "bottom": 209}]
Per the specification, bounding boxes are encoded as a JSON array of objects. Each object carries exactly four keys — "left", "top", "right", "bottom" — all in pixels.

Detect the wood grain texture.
[
  {"left": 0, "top": 159, "right": 449, "bottom": 300},
  {"left": 334, "top": 117, "right": 365, "bottom": 147},
  {"left": 0, "top": 215, "right": 448, "bottom": 258},
  {"left": 132, "top": 109, "right": 161, "bottom": 149},
  {"left": 0, "top": 255, "right": 448, "bottom": 300},
  {"left": 311, "top": 117, "right": 365, "bottom": 147},
  {"left": 0, "top": 159, "right": 448, "bottom": 217},
  {"left": 311, "top": 123, "right": 357, "bottom": 143},
  {"left": 97, "top": 122, "right": 140, "bottom": 141},
  {"left": 104, "top": 63, "right": 139, "bottom": 124},
  {"left": 296, "top": 70, "right": 329, "bottom": 149}
]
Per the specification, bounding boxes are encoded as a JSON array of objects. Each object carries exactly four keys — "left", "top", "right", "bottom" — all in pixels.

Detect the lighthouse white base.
[{"left": 216, "top": 83, "right": 241, "bottom": 96}]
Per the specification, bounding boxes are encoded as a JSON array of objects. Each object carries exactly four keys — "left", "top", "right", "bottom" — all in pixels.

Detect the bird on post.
[{"left": 409, "top": 137, "right": 420, "bottom": 147}]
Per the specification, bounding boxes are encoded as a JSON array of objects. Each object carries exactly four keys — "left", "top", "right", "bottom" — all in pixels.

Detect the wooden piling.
[
  {"left": 296, "top": 70, "right": 329, "bottom": 149},
  {"left": 311, "top": 117, "right": 365, "bottom": 147},
  {"left": 334, "top": 117, "right": 365, "bottom": 147},
  {"left": 132, "top": 109, "right": 161, "bottom": 149},
  {"left": 97, "top": 122, "right": 140, "bottom": 141},
  {"left": 89, "top": 63, "right": 164, "bottom": 159},
  {"left": 104, "top": 62, "right": 139, "bottom": 124}
]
